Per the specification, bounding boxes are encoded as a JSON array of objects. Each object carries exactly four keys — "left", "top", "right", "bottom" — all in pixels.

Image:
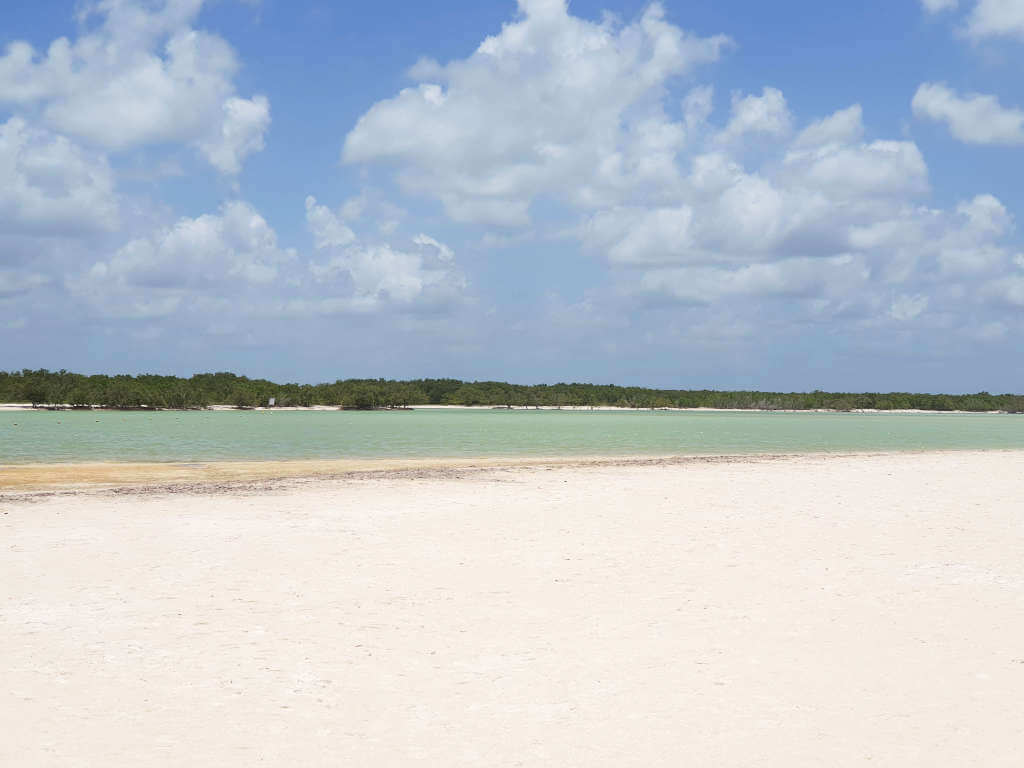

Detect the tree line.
[{"left": 2, "top": 369, "right": 1022, "bottom": 412}]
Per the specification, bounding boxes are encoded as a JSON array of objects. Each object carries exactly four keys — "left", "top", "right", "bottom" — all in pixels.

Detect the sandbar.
[{"left": 3, "top": 451, "right": 1023, "bottom": 765}]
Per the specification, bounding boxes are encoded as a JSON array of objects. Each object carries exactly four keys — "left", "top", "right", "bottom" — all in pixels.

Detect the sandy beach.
[
  {"left": 3, "top": 451, "right": 1024, "bottom": 765},
  {"left": 1, "top": 402, "right": 1012, "bottom": 413}
]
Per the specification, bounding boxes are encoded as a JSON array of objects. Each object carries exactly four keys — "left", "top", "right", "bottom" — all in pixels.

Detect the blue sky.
[{"left": 1, "top": 0, "right": 1023, "bottom": 391}]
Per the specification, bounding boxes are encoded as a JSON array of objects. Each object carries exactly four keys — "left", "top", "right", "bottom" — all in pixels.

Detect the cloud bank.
[
  {"left": 342, "top": 0, "right": 1021, "bottom": 341},
  {"left": 1, "top": 0, "right": 1022, "bottom": 389}
]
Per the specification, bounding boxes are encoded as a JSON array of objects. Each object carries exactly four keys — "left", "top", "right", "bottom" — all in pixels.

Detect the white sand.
[
  {"left": 2, "top": 402, "right": 1009, "bottom": 413},
  {"left": 3, "top": 451, "right": 1024, "bottom": 766}
]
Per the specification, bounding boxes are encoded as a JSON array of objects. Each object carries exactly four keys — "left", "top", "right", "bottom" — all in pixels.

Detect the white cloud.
[
  {"left": 964, "top": 0, "right": 1024, "bottom": 40},
  {"left": 957, "top": 194, "right": 1012, "bottom": 236},
  {"left": 717, "top": 87, "right": 793, "bottom": 143},
  {"left": 412, "top": 233, "right": 455, "bottom": 262},
  {"left": 583, "top": 205, "right": 696, "bottom": 266},
  {"left": 339, "top": 193, "right": 368, "bottom": 222},
  {"left": 638, "top": 255, "right": 869, "bottom": 304},
  {"left": 342, "top": 1, "right": 1022, "bottom": 333},
  {"left": 305, "top": 197, "right": 467, "bottom": 311},
  {"left": 986, "top": 274, "right": 1024, "bottom": 306},
  {"left": 342, "top": 1, "right": 730, "bottom": 225},
  {"left": 72, "top": 201, "right": 296, "bottom": 317},
  {"left": 309, "top": 242, "right": 466, "bottom": 309},
  {"left": 683, "top": 86, "right": 715, "bottom": 134},
  {"left": 0, "top": 269, "right": 50, "bottom": 298},
  {"left": 0, "top": 0, "right": 269, "bottom": 174},
  {"left": 198, "top": 95, "right": 271, "bottom": 175},
  {"left": 59, "top": 191, "right": 469, "bottom": 323},
  {"left": 936, "top": 195, "right": 1015, "bottom": 274},
  {"left": 304, "top": 196, "right": 356, "bottom": 249},
  {"left": 608, "top": 127, "right": 1006, "bottom": 320},
  {"left": 6, "top": 0, "right": 1017, "bottom": 363},
  {"left": 793, "top": 104, "right": 864, "bottom": 148},
  {"left": 890, "top": 293, "right": 929, "bottom": 321},
  {"left": 105, "top": 200, "right": 295, "bottom": 286},
  {"left": 912, "top": 83, "right": 1024, "bottom": 145},
  {"left": 582, "top": 106, "right": 928, "bottom": 271},
  {"left": 0, "top": 117, "right": 118, "bottom": 235},
  {"left": 783, "top": 139, "right": 929, "bottom": 200},
  {"left": 921, "top": 0, "right": 959, "bottom": 13}
]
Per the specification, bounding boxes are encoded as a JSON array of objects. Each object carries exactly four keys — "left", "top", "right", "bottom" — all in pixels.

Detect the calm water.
[{"left": 2, "top": 408, "right": 1023, "bottom": 463}]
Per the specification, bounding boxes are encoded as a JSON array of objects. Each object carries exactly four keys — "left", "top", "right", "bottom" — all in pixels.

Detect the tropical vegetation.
[{"left": 1, "top": 369, "right": 1021, "bottom": 412}]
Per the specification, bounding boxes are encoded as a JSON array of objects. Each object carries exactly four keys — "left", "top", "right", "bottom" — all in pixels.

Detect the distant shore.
[
  {"left": 0, "top": 402, "right": 1015, "bottom": 415},
  {"left": 8, "top": 371, "right": 1021, "bottom": 415}
]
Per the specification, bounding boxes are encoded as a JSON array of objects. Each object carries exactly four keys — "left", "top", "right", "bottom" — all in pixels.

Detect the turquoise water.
[{"left": 2, "top": 408, "right": 1023, "bottom": 463}]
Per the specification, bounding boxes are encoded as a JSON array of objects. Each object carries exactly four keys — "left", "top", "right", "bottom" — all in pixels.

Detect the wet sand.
[
  {"left": 3, "top": 451, "right": 1024, "bottom": 766},
  {"left": 0, "top": 453, "right": 793, "bottom": 493}
]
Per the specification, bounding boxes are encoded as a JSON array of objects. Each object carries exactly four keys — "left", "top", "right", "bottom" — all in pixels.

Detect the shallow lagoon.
[{"left": 3, "top": 408, "right": 1024, "bottom": 463}]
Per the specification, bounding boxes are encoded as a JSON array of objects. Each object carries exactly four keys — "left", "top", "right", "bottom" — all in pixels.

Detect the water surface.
[{"left": 2, "top": 408, "right": 1023, "bottom": 464}]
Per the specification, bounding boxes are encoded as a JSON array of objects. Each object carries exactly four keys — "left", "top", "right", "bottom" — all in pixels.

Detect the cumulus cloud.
[
  {"left": 912, "top": 83, "right": 1024, "bottom": 145},
  {"left": 342, "top": 0, "right": 730, "bottom": 225},
  {"left": 39, "top": 186, "right": 469, "bottom": 325},
  {"left": 305, "top": 196, "right": 356, "bottom": 249},
  {"left": 198, "top": 95, "right": 271, "bottom": 175},
  {"left": 793, "top": 104, "right": 864, "bottom": 148},
  {"left": 304, "top": 196, "right": 466, "bottom": 312},
  {"left": 343, "top": 0, "right": 1022, "bottom": 335},
  {"left": 986, "top": 274, "right": 1024, "bottom": 307},
  {"left": 957, "top": 194, "right": 1013, "bottom": 236},
  {"left": 935, "top": 195, "right": 1016, "bottom": 274},
  {"left": 0, "top": 117, "right": 118, "bottom": 235},
  {"left": 784, "top": 139, "right": 929, "bottom": 199},
  {"left": 0, "top": 0, "right": 269, "bottom": 173},
  {"left": 638, "top": 255, "right": 870, "bottom": 304},
  {"left": 717, "top": 87, "right": 793, "bottom": 143},
  {"left": 5, "top": 0, "right": 1021, "bottom": 375},
  {"left": 308, "top": 243, "right": 465, "bottom": 310},
  {"left": 412, "top": 233, "right": 455, "bottom": 262},
  {"left": 107, "top": 201, "right": 292, "bottom": 286},
  {"left": 71, "top": 201, "right": 296, "bottom": 318},
  {"left": 964, "top": 0, "right": 1024, "bottom": 40},
  {"left": 921, "top": 0, "right": 959, "bottom": 13},
  {"left": 1, "top": 2, "right": 466, "bottom": 349},
  {"left": 582, "top": 104, "right": 930, "bottom": 277},
  {"left": 921, "top": 0, "right": 1024, "bottom": 41}
]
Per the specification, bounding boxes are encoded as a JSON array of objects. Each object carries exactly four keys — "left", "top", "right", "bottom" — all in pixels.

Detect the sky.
[{"left": 1, "top": 0, "right": 1023, "bottom": 392}]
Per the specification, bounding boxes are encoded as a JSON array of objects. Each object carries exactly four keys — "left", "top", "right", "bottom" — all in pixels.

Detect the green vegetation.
[{"left": 2, "top": 369, "right": 1022, "bottom": 412}]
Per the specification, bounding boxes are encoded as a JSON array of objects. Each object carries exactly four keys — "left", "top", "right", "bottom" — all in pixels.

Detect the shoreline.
[
  {"left": 0, "top": 453, "right": 810, "bottom": 494},
  {"left": 3, "top": 448, "right": 1022, "bottom": 494},
  {"left": 0, "top": 401, "right": 1017, "bottom": 415}
]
